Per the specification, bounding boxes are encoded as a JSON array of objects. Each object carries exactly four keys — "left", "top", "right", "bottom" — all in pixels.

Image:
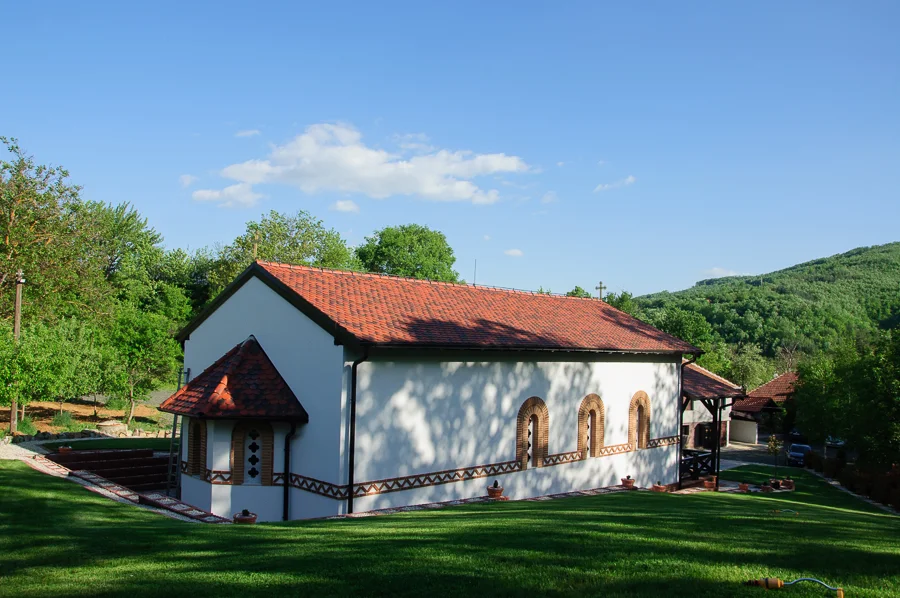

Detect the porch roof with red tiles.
[
  {"left": 159, "top": 336, "right": 309, "bottom": 421},
  {"left": 682, "top": 361, "right": 745, "bottom": 400},
  {"left": 178, "top": 261, "right": 700, "bottom": 354}
]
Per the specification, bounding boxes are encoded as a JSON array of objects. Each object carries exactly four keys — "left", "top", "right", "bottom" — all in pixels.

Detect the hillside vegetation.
[{"left": 636, "top": 242, "right": 900, "bottom": 357}]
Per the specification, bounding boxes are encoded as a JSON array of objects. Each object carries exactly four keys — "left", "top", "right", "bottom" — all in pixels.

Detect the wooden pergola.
[{"left": 679, "top": 362, "right": 747, "bottom": 491}]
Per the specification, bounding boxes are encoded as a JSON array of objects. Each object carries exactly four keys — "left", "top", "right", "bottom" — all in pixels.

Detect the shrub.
[
  {"left": 51, "top": 411, "right": 74, "bottom": 428},
  {"left": 805, "top": 450, "right": 823, "bottom": 472},
  {"left": 838, "top": 467, "right": 857, "bottom": 491},
  {"left": 16, "top": 417, "right": 38, "bottom": 436},
  {"left": 891, "top": 488, "right": 900, "bottom": 512},
  {"left": 824, "top": 457, "right": 845, "bottom": 478},
  {"left": 870, "top": 475, "right": 894, "bottom": 505}
]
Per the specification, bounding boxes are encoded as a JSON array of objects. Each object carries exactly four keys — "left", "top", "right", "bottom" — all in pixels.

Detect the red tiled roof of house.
[
  {"left": 682, "top": 361, "right": 743, "bottom": 400},
  {"left": 731, "top": 395, "right": 777, "bottom": 414},
  {"left": 747, "top": 371, "right": 798, "bottom": 402},
  {"left": 244, "top": 261, "right": 700, "bottom": 353},
  {"left": 159, "top": 336, "right": 309, "bottom": 421}
]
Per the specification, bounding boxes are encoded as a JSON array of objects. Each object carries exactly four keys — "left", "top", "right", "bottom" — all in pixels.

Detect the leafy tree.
[
  {"left": 566, "top": 286, "right": 593, "bottom": 298},
  {"left": 604, "top": 291, "right": 642, "bottom": 318},
  {"left": 209, "top": 210, "right": 356, "bottom": 295},
  {"left": 767, "top": 434, "right": 783, "bottom": 479},
  {"left": 1, "top": 137, "right": 108, "bottom": 324},
  {"left": 355, "top": 224, "right": 459, "bottom": 282},
  {"left": 651, "top": 306, "right": 731, "bottom": 373},
  {"left": 107, "top": 305, "right": 181, "bottom": 424},
  {"left": 536, "top": 286, "right": 552, "bottom": 295},
  {"left": 726, "top": 343, "right": 772, "bottom": 390}
]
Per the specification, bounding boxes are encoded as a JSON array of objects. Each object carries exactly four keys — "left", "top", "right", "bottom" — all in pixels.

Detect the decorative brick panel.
[
  {"left": 231, "top": 421, "right": 274, "bottom": 486},
  {"left": 204, "top": 470, "right": 233, "bottom": 484},
  {"left": 543, "top": 451, "right": 583, "bottom": 466},
  {"left": 628, "top": 391, "right": 651, "bottom": 449},
  {"left": 516, "top": 396, "right": 549, "bottom": 469},
  {"left": 577, "top": 394, "right": 606, "bottom": 458},
  {"left": 187, "top": 419, "right": 207, "bottom": 477},
  {"left": 646, "top": 435, "right": 679, "bottom": 448},
  {"left": 351, "top": 460, "right": 522, "bottom": 497}
]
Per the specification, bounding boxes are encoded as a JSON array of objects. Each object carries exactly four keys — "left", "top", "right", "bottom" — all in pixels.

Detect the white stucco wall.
[
  {"left": 350, "top": 351, "right": 681, "bottom": 512},
  {"left": 180, "top": 276, "right": 347, "bottom": 521}
]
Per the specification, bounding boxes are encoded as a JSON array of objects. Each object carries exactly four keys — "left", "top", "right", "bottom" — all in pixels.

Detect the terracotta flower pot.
[
  {"left": 738, "top": 483, "right": 750, "bottom": 493},
  {"left": 651, "top": 484, "right": 667, "bottom": 493},
  {"left": 233, "top": 510, "right": 258, "bottom": 524},
  {"left": 621, "top": 478, "right": 635, "bottom": 489},
  {"left": 58, "top": 446, "right": 73, "bottom": 454},
  {"left": 703, "top": 480, "right": 717, "bottom": 490},
  {"left": 487, "top": 486, "right": 504, "bottom": 499}
]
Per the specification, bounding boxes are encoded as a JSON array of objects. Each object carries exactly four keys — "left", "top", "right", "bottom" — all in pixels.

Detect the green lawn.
[
  {"left": 0, "top": 462, "right": 897, "bottom": 598},
  {"left": 41, "top": 438, "right": 176, "bottom": 451}
]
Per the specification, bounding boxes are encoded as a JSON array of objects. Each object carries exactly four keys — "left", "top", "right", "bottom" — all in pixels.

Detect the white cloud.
[
  {"left": 235, "top": 129, "right": 261, "bottom": 137},
  {"left": 703, "top": 267, "right": 741, "bottom": 278},
  {"left": 208, "top": 122, "right": 528, "bottom": 206},
  {"left": 504, "top": 248, "right": 524, "bottom": 257},
  {"left": 556, "top": 161, "right": 564, "bottom": 167},
  {"left": 331, "top": 199, "right": 360, "bottom": 213},
  {"left": 540, "top": 191, "right": 559, "bottom": 204},
  {"left": 483, "top": 235, "right": 491, "bottom": 241},
  {"left": 179, "top": 174, "right": 198, "bottom": 188},
  {"left": 392, "top": 132, "right": 435, "bottom": 153},
  {"left": 192, "top": 183, "right": 263, "bottom": 208},
  {"left": 593, "top": 175, "right": 636, "bottom": 193},
  {"left": 597, "top": 160, "right": 606, "bottom": 166}
]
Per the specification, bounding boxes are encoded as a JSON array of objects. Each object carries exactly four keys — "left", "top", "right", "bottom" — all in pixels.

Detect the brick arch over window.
[
  {"left": 516, "top": 397, "right": 549, "bottom": 469},
  {"left": 629, "top": 391, "right": 651, "bottom": 449},
  {"left": 577, "top": 394, "right": 606, "bottom": 458},
  {"left": 231, "top": 421, "right": 274, "bottom": 486},
  {"left": 187, "top": 418, "right": 207, "bottom": 477}
]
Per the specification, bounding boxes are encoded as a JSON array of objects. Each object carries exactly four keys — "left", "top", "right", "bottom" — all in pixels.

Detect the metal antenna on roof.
[{"left": 595, "top": 281, "right": 606, "bottom": 300}]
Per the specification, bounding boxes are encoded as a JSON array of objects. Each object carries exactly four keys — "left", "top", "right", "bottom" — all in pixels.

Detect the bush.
[
  {"left": 823, "top": 457, "right": 845, "bottom": 478},
  {"left": 16, "top": 417, "right": 38, "bottom": 436},
  {"left": 51, "top": 411, "right": 74, "bottom": 428},
  {"left": 891, "top": 488, "right": 900, "bottom": 512},
  {"left": 838, "top": 467, "right": 857, "bottom": 491},
  {"left": 805, "top": 450, "right": 824, "bottom": 472}
]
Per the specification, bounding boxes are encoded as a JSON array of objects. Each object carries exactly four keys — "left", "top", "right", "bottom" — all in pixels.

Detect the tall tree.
[
  {"left": 355, "top": 224, "right": 459, "bottom": 282},
  {"left": 566, "top": 286, "right": 593, "bottom": 298},
  {"left": 209, "top": 210, "right": 355, "bottom": 296},
  {"left": 107, "top": 305, "right": 181, "bottom": 424}
]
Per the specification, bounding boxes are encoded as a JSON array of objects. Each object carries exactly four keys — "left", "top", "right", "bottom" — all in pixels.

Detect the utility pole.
[
  {"left": 595, "top": 281, "right": 607, "bottom": 301},
  {"left": 10, "top": 270, "right": 24, "bottom": 434}
]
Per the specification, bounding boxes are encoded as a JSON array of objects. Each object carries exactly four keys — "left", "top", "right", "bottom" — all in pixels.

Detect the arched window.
[
  {"left": 231, "top": 422, "right": 274, "bottom": 485},
  {"left": 629, "top": 391, "right": 651, "bottom": 449},
  {"left": 516, "top": 397, "right": 549, "bottom": 469},
  {"left": 187, "top": 418, "right": 207, "bottom": 477},
  {"left": 577, "top": 394, "right": 605, "bottom": 458}
]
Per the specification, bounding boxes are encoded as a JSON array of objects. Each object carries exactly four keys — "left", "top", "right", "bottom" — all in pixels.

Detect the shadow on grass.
[{"left": 0, "top": 462, "right": 897, "bottom": 597}]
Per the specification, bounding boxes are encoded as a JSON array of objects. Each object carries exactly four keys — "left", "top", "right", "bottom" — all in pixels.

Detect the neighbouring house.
[
  {"left": 160, "top": 261, "right": 700, "bottom": 521},
  {"left": 681, "top": 361, "right": 743, "bottom": 449},
  {"left": 730, "top": 371, "right": 798, "bottom": 443}
]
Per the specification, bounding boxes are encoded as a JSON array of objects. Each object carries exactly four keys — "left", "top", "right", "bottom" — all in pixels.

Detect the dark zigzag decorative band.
[{"left": 183, "top": 436, "right": 680, "bottom": 499}]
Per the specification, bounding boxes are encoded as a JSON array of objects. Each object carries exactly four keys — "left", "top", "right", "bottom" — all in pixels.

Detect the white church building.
[{"left": 160, "top": 261, "right": 700, "bottom": 521}]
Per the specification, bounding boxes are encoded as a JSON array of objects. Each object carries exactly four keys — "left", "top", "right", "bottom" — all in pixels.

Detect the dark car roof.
[{"left": 789, "top": 444, "right": 811, "bottom": 451}]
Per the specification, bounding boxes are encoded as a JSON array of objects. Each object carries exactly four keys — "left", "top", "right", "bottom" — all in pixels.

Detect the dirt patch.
[{"left": 1, "top": 399, "right": 165, "bottom": 435}]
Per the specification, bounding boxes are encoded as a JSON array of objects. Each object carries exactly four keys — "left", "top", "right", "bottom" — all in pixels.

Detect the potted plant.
[
  {"left": 58, "top": 445, "right": 73, "bottom": 454},
  {"left": 782, "top": 476, "right": 795, "bottom": 491},
  {"left": 233, "top": 509, "right": 258, "bottom": 524},
  {"left": 703, "top": 476, "right": 717, "bottom": 490},
  {"left": 487, "top": 480, "right": 504, "bottom": 499},
  {"left": 738, "top": 481, "right": 751, "bottom": 493},
  {"left": 651, "top": 480, "right": 667, "bottom": 492},
  {"left": 621, "top": 475, "right": 635, "bottom": 489}
]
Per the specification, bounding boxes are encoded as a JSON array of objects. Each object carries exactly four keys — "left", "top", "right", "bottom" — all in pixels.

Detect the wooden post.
[{"left": 9, "top": 270, "right": 24, "bottom": 434}]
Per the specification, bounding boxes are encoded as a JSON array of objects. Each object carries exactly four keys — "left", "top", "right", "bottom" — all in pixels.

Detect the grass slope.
[{"left": 0, "top": 462, "right": 897, "bottom": 597}]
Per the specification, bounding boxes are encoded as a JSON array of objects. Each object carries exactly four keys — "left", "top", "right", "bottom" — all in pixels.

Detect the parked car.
[
  {"left": 825, "top": 436, "right": 845, "bottom": 448},
  {"left": 787, "top": 444, "right": 812, "bottom": 466},
  {"left": 789, "top": 428, "right": 807, "bottom": 443}
]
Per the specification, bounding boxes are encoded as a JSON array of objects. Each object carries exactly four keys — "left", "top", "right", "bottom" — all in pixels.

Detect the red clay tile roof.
[
  {"left": 682, "top": 362, "right": 743, "bottom": 400},
  {"left": 731, "top": 395, "right": 778, "bottom": 414},
  {"left": 238, "top": 261, "right": 699, "bottom": 353},
  {"left": 159, "top": 336, "right": 309, "bottom": 421},
  {"left": 747, "top": 371, "right": 798, "bottom": 402}
]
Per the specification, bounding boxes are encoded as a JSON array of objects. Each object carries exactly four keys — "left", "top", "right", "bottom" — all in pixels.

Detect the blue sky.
[{"left": 3, "top": 2, "right": 899, "bottom": 296}]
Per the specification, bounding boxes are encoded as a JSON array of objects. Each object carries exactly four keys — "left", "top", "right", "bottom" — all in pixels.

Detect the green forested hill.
[{"left": 635, "top": 242, "right": 900, "bottom": 357}]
